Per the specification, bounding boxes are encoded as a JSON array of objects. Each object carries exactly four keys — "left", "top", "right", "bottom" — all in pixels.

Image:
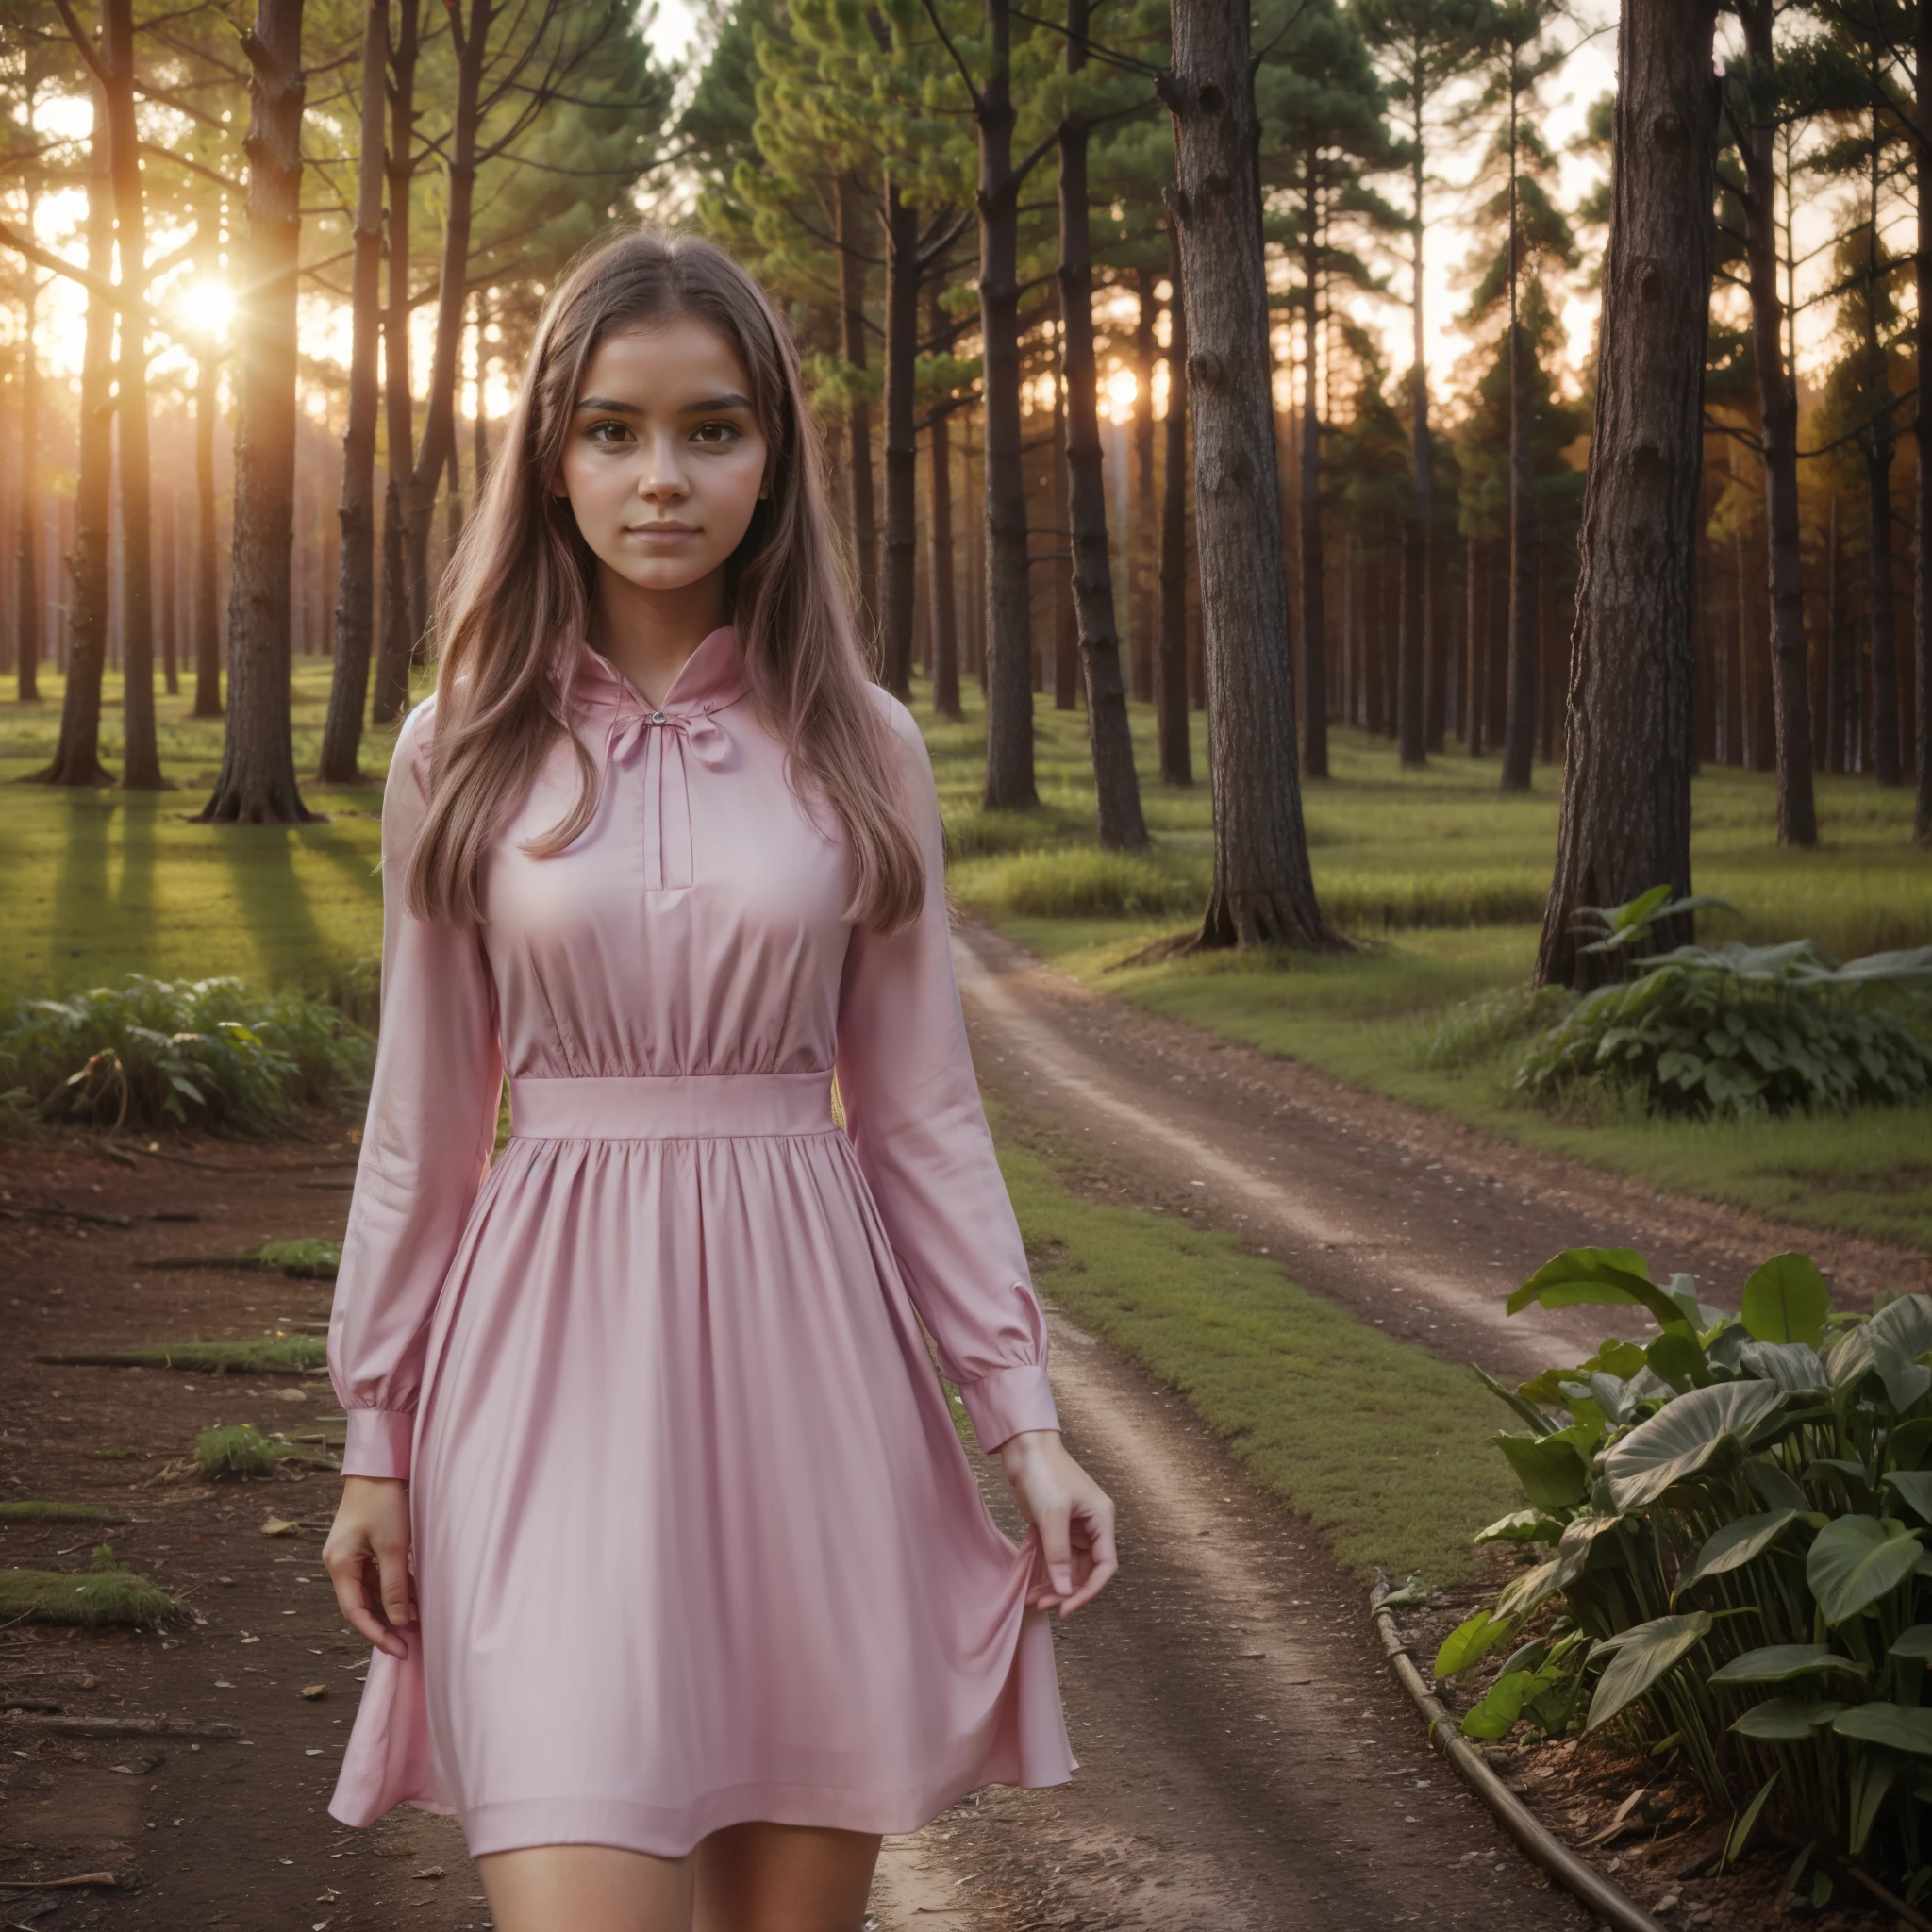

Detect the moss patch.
[{"left": 0, "top": 1545, "right": 186, "bottom": 1626}]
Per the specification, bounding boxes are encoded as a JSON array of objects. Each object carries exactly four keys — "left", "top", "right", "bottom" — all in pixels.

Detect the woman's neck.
[{"left": 587, "top": 564, "right": 728, "bottom": 708}]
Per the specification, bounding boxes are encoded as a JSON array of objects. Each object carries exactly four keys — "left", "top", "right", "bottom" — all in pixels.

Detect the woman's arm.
[
  {"left": 324, "top": 699, "right": 504, "bottom": 1653},
  {"left": 833, "top": 695, "right": 1116, "bottom": 1615}
]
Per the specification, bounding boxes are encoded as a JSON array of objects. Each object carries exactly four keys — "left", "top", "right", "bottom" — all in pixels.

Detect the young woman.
[{"left": 321, "top": 228, "right": 1117, "bottom": 1932}]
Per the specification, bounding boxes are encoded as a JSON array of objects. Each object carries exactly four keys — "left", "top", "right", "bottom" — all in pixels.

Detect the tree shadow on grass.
[{"left": 204, "top": 823, "right": 341, "bottom": 991}]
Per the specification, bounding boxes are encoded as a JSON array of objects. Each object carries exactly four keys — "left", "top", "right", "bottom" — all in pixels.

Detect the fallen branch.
[{"left": 4, "top": 1712, "right": 241, "bottom": 1739}]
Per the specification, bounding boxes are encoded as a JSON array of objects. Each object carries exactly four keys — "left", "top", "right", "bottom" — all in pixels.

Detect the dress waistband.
[{"left": 508, "top": 1072, "right": 837, "bottom": 1141}]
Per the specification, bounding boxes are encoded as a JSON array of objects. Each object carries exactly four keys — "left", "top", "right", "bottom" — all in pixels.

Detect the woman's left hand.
[{"left": 996, "top": 1429, "right": 1118, "bottom": 1617}]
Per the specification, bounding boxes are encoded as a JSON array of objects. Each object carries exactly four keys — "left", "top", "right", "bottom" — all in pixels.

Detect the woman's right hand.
[{"left": 324, "top": 1475, "right": 417, "bottom": 1657}]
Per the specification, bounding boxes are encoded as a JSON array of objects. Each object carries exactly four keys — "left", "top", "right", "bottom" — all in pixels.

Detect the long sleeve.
[
  {"left": 833, "top": 694, "right": 1060, "bottom": 1456},
  {"left": 328, "top": 699, "right": 504, "bottom": 1481}
]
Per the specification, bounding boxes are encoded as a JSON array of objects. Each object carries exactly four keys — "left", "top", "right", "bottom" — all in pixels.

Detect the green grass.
[
  {"left": 995, "top": 1119, "right": 1522, "bottom": 1582},
  {"left": 0, "top": 1545, "right": 187, "bottom": 1626},
  {"left": 37, "top": 1337, "right": 329, "bottom": 1375},
  {"left": 0, "top": 1501, "right": 130, "bottom": 1524},
  {"left": 194, "top": 1423, "right": 300, "bottom": 1477}
]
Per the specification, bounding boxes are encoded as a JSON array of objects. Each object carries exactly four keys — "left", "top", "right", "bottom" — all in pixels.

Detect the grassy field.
[{"left": 4, "top": 659, "right": 1928, "bottom": 1246}]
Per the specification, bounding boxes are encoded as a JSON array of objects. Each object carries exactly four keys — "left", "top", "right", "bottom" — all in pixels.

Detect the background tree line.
[{"left": 0, "top": 0, "right": 1924, "bottom": 981}]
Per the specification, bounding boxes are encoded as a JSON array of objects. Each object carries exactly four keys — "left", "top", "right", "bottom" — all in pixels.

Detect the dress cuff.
[
  {"left": 341, "top": 1407, "right": 417, "bottom": 1481},
  {"left": 958, "top": 1364, "right": 1060, "bottom": 1455}
]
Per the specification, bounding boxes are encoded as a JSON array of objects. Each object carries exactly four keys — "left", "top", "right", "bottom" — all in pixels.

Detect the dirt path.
[{"left": 953, "top": 920, "right": 1926, "bottom": 1387}]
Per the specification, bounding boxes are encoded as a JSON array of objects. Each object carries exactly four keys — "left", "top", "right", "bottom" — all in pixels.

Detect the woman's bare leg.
[
  {"left": 693, "top": 1822, "right": 883, "bottom": 1932},
  {"left": 476, "top": 1843, "right": 693, "bottom": 1932}
]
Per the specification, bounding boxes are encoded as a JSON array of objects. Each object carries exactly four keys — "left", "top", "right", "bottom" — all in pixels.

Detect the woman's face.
[{"left": 555, "top": 315, "right": 771, "bottom": 597}]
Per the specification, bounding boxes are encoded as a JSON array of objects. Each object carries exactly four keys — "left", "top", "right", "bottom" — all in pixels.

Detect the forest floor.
[{"left": 2, "top": 916, "right": 1923, "bottom": 1928}]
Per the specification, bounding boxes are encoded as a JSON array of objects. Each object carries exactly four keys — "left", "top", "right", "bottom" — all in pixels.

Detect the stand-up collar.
[{"left": 570, "top": 624, "right": 750, "bottom": 722}]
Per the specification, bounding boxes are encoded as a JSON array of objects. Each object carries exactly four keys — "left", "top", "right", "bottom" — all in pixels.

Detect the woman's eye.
[
  {"left": 588, "top": 421, "right": 632, "bottom": 444},
  {"left": 691, "top": 421, "right": 741, "bottom": 445}
]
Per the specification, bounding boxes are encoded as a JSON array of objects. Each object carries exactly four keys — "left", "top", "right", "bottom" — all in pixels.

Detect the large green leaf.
[
  {"left": 1494, "top": 1432, "right": 1591, "bottom": 1511},
  {"left": 1807, "top": 1516, "right": 1924, "bottom": 1625},
  {"left": 1474, "top": 1508, "right": 1564, "bottom": 1546},
  {"left": 1738, "top": 1341, "right": 1829, "bottom": 1392},
  {"left": 1674, "top": 1509, "right": 1802, "bottom": 1602},
  {"left": 1835, "top": 1703, "right": 1932, "bottom": 1756},
  {"left": 1729, "top": 1698, "right": 1845, "bottom": 1741},
  {"left": 1740, "top": 1255, "right": 1830, "bottom": 1348},
  {"left": 1460, "top": 1670, "right": 1537, "bottom": 1740},
  {"left": 1889, "top": 1625, "right": 1932, "bottom": 1661},
  {"left": 1830, "top": 1297, "right": 1932, "bottom": 1396},
  {"left": 1882, "top": 1471, "right": 1932, "bottom": 1526},
  {"left": 1507, "top": 1248, "right": 1692, "bottom": 1337},
  {"left": 1744, "top": 1457, "right": 1811, "bottom": 1513},
  {"left": 1472, "top": 1364, "right": 1557, "bottom": 1436},
  {"left": 1586, "top": 1611, "right": 1711, "bottom": 1731},
  {"left": 1603, "top": 1380, "right": 1788, "bottom": 1512},
  {"left": 1708, "top": 1644, "right": 1866, "bottom": 1685},
  {"left": 1434, "top": 1609, "right": 1512, "bottom": 1682}
]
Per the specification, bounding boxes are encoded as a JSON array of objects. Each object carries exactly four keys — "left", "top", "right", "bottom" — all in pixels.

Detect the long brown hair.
[{"left": 405, "top": 227, "right": 924, "bottom": 932}]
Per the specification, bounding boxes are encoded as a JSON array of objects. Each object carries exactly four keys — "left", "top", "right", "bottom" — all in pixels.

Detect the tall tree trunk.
[
  {"left": 1049, "top": 308, "right": 1077, "bottom": 710},
  {"left": 1058, "top": 1, "right": 1147, "bottom": 848},
  {"left": 320, "top": 0, "right": 387, "bottom": 783},
  {"left": 192, "top": 299, "right": 222, "bottom": 717},
  {"left": 1500, "top": 62, "right": 1537, "bottom": 792},
  {"left": 929, "top": 405, "right": 961, "bottom": 724},
  {"left": 1398, "top": 85, "right": 1428, "bottom": 771},
  {"left": 1736, "top": 0, "right": 1813, "bottom": 841},
  {"left": 98, "top": 0, "right": 162, "bottom": 788},
  {"left": 1826, "top": 489, "right": 1846, "bottom": 774},
  {"left": 1465, "top": 532, "right": 1484, "bottom": 752},
  {"left": 971, "top": 0, "right": 1038, "bottom": 808},
  {"left": 403, "top": 0, "right": 488, "bottom": 649},
  {"left": 473, "top": 290, "right": 491, "bottom": 490},
  {"left": 1158, "top": 221, "right": 1191, "bottom": 787},
  {"left": 14, "top": 253, "right": 41, "bottom": 704},
  {"left": 835, "top": 171, "right": 880, "bottom": 658},
  {"left": 159, "top": 486, "right": 176, "bottom": 694},
  {"left": 372, "top": 0, "right": 420, "bottom": 725},
  {"left": 880, "top": 178, "right": 919, "bottom": 699},
  {"left": 1870, "top": 433, "right": 1901, "bottom": 783},
  {"left": 1129, "top": 264, "right": 1158, "bottom": 703},
  {"left": 1536, "top": 0, "right": 1719, "bottom": 989},
  {"left": 32, "top": 79, "right": 115, "bottom": 787},
  {"left": 196, "top": 0, "right": 317, "bottom": 824},
  {"left": 1165, "top": 0, "right": 1336, "bottom": 948},
  {"left": 1919, "top": 2, "right": 1932, "bottom": 835},
  {"left": 1299, "top": 203, "right": 1328, "bottom": 780}
]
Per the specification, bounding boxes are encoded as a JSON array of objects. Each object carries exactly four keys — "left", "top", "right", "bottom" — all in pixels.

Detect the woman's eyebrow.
[
  {"left": 575, "top": 395, "right": 638, "bottom": 413},
  {"left": 681, "top": 392, "right": 753, "bottom": 412},
  {"left": 574, "top": 392, "right": 752, "bottom": 413}
]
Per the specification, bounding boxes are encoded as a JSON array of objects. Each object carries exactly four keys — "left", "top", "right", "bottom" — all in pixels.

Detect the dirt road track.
[{"left": 952, "top": 920, "right": 1925, "bottom": 1386}]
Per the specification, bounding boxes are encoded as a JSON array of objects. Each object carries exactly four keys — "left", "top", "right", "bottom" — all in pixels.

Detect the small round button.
[{"left": 650, "top": 710, "right": 665, "bottom": 724}]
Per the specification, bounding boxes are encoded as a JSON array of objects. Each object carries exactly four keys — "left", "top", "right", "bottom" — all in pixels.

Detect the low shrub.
[
  {"left": 36, "top": 1336, "right": 328, "bottom": 1375},
  {"left": 0, "top": 1544, "right": 187, "bottom": 1626},
  {"left": 1438, "top": 1246, "right": 1932, "bottom": 1893},
  {"left": 195, "top": 1423, "right": 300, "bottom": 1477},
  {"left": 0, "top": 974, "right": 373, "bottom": 1136},
  {"left": 1514, "top": 940, "right": 1932, "bottom": 1118},
  {"left": 1320, "top": 871, "right": 1549, "bottom": 934}
]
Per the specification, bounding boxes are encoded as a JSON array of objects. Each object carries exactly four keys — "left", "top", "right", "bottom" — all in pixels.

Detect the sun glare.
[{"left": 176, "top": 276, "right": 235, "bottom": 338}]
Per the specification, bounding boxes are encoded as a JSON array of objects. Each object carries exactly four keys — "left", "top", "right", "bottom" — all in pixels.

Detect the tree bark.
[
  {"left": 1398, "top": 87, "right": 1428, "bottom": 771},
  {"left": 1058, "top": 0, "right": 1147, "bottom": 848},
  {"left": 880, "top": 177, "right": 919, "bottom": 699},
  {"left": 320, "top": 0, "right": 387, "bottom": 783},
  {"left": 835, "top": 171, "right": 880, "bottom": 658},
  {"left": 970, "top": 0, "right": 1038, "bottom": 808},
  {"left": 1919, "top": 0, "right": 1932, "bottom": 836},
  {"left": 1165, "top": 0, "right": 1337, "bottom": 949},
  {"left": 1735, "top": 0, "right": 1813, "bottom": 842},
  {"left": 32, "top": 78, "right": 115, "bottom": 787},
  {"left": 97, "top": 0, "right": 163, "bottom": 789},
  {"left": 928, "top": 410, "right": 961, "bottom": 724},
  {"left": 14, "top": 253, "right": 41, "bottom": 705},
  {"left": 372, "top": 0, "right": 419, "bottom": 725},
  {"left": 1129, "top": 264, "right": 1158, "bottom": 703},
  {"left": 1158, "top": 221, "right": 1191, "bottom": 787},
  {"left": 1499, "top": 59, "right": 1538, "bottom": 793},
  {"left": 1465, "top": 532, "right": 1484, "bottom": 753},
  {"left": 1536, "top": 0, "right": 1719, "bottom": 990},
  {"left": 195, "top": 0, "right": 318, "bottom": 824},
  {"left": 159, "top": 485, "right": 176, "bottom": 694},
  {"left": 192, "top": 308, "right": 222, "bottom": 719},
  {"left": 1299, "top": 197, "right": 1329, "bottom": 781},
  {"left": 402, "top": 0, "right": 488, "bottom": 650}
]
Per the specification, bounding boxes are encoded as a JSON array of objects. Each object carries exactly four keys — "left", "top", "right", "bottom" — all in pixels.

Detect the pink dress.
[{"left": 324, "top": 625, "right": 1076, "bottom": 1856}]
